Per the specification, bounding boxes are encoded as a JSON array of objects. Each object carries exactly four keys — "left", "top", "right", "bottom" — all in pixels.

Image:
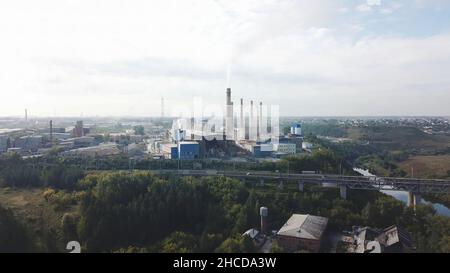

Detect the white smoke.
[{"left": 217, "top": 0, "right": 337, "bottom": 87}]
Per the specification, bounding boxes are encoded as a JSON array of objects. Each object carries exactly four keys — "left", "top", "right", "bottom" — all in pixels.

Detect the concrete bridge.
[{"left": 153, "top": 169, "right": 450, "bottom": 207}]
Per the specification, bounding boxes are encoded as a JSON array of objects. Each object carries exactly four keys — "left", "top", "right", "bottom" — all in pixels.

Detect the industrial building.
[
  {"left": 42, "top": 133, "right": 71, "bottom": 141},
  {"left": 0, "top": 135, "right": 8, "bottom": 153},
  {"left": 38, "top": 127, "right": 66, "bottom": 134},
  {"left": 126, "top": 143, "right": 147, "bottom": 158},
  {"left": 70, "top": 120, "right": 90, "bottom": 138},
  {"left": 273, "top": 143, "right": 296, "bottom": 155},
  {"left": 59, "top": 136, "right": 95, "bottom": 150},
  {"left": 241, "top": 141, "right": 273, "bottom": 158},
  {"left": 63, "top": 143, "right": 121, "bottom": 157},
  {"left": 14, "top": 135, "right": 43, "bottom": 152},
  {"left": 158, "top": 141, "right": 199, "bottom": 160},
  {"left": 290, "top": 124, "right": 302, "bottom": 136},
  {"left": 171, "top": 87, "right": 275, "bottom": 143},
  {"left": 276, "top": 214, "right": 329, "bottom": 252},
  {"left": 178, "top": 141, "right": 199, "bottom": 159},
  {"left": 74, "top": 120, "right": 84, "bottom": 137}
]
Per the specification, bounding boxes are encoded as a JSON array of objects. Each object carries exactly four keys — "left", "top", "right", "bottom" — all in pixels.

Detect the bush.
[{"left": 45, "top": 190, "right": 75, "bottom": 211}]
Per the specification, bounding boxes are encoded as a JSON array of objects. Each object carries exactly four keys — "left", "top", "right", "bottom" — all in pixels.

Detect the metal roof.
[{"left": 277, "top": 214, "right": 328, "bottom": 240}]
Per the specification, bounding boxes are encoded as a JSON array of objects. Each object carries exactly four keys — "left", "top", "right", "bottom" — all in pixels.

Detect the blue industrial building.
[{"left": 177, "top": 141, "right": 199, "bottom": 159}]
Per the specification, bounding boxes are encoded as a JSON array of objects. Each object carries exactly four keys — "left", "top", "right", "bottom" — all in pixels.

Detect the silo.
[{"left": 260, "top": 206, "right": 268, "bottom": 234}]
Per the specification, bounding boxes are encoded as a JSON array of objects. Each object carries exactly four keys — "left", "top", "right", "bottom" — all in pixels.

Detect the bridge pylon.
[
  {"left": 407, "top": 192, "right": 421, "bottom": 208},
  {"left": 339, "top": 185, "right": 347, "bottom": 199},
  {"left": 259, "top": 179, "right": 265, "bottom": 187}
]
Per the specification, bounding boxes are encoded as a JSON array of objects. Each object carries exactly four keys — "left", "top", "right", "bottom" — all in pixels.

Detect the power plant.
[{"left": 170, "top": 86, "right": 273, "bottom": 144}]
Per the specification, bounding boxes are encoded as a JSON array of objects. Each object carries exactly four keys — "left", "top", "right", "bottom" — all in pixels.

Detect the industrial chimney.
[
  {"left": 49, "top": 120, "right": 53, "bottom": 146},
  {"left": 240, "top": 98, "right": 244, "bottom": 140},
  {"left": 250, "top": 101, "right": 254, "bottom": 141},
  {"left": 225, "top": 88, "right": 234, "bottom": 140},
  {"left": 260, "top": 206, "right": 268, "bottom": 234}
]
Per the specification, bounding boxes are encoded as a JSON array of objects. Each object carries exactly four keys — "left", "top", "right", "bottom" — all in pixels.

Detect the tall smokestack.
[
  {"left": 257, "top": 104, "right": 260, "bottom": 141},
  {"left": 259, "top": 102, "right": 263, "bottom": 140},
  {"left": 49, "top": 120, "right": 53, "bottom": 146},
  {"left": 225, "top": 88, "right": 233, "bottom": 140},
  {"left": 240, "top": 98, "right": 244, "bottom": 140},
  {"left": 25, "top": 109, "right": 28, "bottom": 122},
  {"left": 250, "top": 100, "right": 254, "bottom": 140}
]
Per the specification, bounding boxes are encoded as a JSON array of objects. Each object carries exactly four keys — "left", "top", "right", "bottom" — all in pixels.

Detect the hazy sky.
[{"left": 1, "top": 0, "right": 450, "bottom": 117}]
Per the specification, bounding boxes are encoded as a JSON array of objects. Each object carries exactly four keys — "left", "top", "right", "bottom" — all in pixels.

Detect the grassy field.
[
  {"left": 399, "top": 155, "right": 450, "bottom": 179},
  {"left": 0, "top": 187, "right": 74, "bottom": 252}
]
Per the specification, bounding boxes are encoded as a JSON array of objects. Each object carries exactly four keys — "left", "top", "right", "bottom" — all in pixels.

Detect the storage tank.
[
  {"left": 294, "top": 124, "right": 302, "bottom": 136},
  {"left": 260, "top": 207, "right": 268, "bottom": 234}
]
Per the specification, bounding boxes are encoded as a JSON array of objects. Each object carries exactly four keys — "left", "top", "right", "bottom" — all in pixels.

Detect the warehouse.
[{"left": 276, "top": 214, "right": 328, "bottom": 252}]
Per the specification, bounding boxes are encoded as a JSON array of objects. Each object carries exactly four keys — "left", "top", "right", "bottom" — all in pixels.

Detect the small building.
[
  {"left": 376, "top": 225, "right": 415, "bottom": 253},
  {"left": 243, "top": 228, "right": 260, "bottom": 240},
  {"left": 243, "top": 228, "right": 266, "bottom": 248},
  {"left": 302, "top": 142, "right": 313, "bottom": 150},
  {"left": 276, "top": 214, "right": 329, "bottom": 252},
  {"left": 160, "top": 143, "right": 178, "bottom": 159},
  {"left": 273, "top": 143, "right": 296, "bottom": 154},
  {"left": 344, "top": 225, "right": 415, "bottom": 253},
  {"left": 287, "top": 135, "right": 303, "bottom": 153}
]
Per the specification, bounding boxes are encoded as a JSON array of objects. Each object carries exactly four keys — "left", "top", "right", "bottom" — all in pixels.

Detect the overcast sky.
[{"left": 1, "top": 0, "right": 450, "bottom": 117}]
